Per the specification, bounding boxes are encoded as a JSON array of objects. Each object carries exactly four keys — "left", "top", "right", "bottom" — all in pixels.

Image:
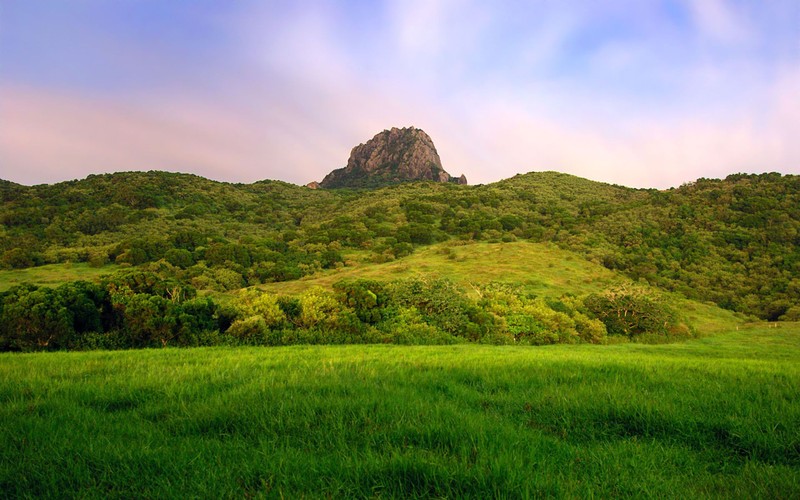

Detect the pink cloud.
[{"left": 0, "top": 84, "right": 345, "bottom": 185}]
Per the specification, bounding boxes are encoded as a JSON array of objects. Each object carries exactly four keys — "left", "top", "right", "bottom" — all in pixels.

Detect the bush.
[
  {"left": 387, "top": 277, "right": 476, "bottom": 337},
  {"left": 381, "top": 307, "right": 462, "bottom": 345},
  {"left": 573, "top": 313, "right": 607, "bottom": 344},
  {"left": 235, "top": 289, "right": 286, "bottom": 328},
  {"left": 333, "top": 279, "right": 387, "bottom": 324},
  {"left": 584, "top": 284, "right": 684, "bottom": 338},
  {"left": 227, "top": 316, "right": 268, "bottom": 342},
  {"left": 780, "top": 305, "right": 800, "bottom": 322},
  {"left": 1, "top": 248, "right": 36, "bottom": 269},
  {"left": 164, "top": 248, "right": 194, "bottom": 268},
  {"left": 297, "top": 287, "right": 344, "bottom": 330}
]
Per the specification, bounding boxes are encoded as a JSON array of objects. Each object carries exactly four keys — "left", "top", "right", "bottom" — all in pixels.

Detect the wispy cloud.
[{"left": 683, "top": 0, "right": 752, "bottom": 44}]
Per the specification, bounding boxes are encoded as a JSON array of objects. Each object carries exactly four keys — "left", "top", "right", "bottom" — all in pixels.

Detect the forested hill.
[{"left": 1, "top": 170, "right": 798, "bottom": 320}]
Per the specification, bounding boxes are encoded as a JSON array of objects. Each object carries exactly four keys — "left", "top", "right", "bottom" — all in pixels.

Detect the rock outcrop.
[{"left": 317, "top": 127, "right": 466, "bottom": 189}]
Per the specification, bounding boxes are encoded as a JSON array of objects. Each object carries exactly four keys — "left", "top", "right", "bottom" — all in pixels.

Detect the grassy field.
[
  {"left": 261, "top": 241, "right": 747, "bottom": 335},
  {"left": 262, "top": 241, "right": 620, "bottom": 297},
  {"left": 0, "top": 262, "right": 115, "bottom": 292},
  {"left": 1, "top": 325, "right": 798, "bottom": 498}
]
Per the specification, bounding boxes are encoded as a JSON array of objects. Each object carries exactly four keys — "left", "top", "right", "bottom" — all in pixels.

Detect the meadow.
[{"left": 2, "top": 325, "right": 798, "bottom": 498}]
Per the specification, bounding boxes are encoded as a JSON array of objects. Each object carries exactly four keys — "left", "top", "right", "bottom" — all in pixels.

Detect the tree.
[
  {"left": 0, "top": 285, "right": 70, "bottom": 350},
  {"left": 584, "top": 284, "right": 683, "bottom": 338},
  {"left": 1, "top": 248, "right": 35, "bottom": 269},
  {"left": 333, "top": 279, "right": 387, "bottom": 324}
]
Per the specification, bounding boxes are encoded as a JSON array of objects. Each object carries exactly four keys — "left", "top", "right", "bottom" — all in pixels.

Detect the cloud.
[
  {"left": 682, "top": 0, "right": 752, "bottom": 44},
  {"left": 0, "top": 85, "right": 329, "bottom": 185},
  {"left": 0, "top": 1, "right": 798, "bottom": 189},
  {"left": 2, "top": 63, "right": 797, "bottom": 190}
]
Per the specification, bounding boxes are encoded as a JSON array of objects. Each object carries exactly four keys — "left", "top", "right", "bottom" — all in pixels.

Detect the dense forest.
[{"left": 0, "top": 170, "right": 797, "bottom": 350}]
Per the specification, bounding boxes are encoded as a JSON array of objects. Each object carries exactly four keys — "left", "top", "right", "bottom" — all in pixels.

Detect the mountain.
[
  {"left": 0, "top": 170, "right": 798, "bottom": 322},
  {"left": 318, "top": 127, "right": 467, "bottom": 189}
]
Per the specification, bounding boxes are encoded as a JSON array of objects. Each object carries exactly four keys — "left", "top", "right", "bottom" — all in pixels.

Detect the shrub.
[
  {"left": 333, "top": 279, "right": 387, "bottom": 324},
  {"left": 780, "top": 305, "right": 800, "bottom": 322},
  {"left": 235, "top": 289, "right": 286, "bottom": 328},
  {"left": 164, "top": 248, "right": 195, "bottom": 268},
  {"left": 297, "top": 287, "right": 344, "bottom": 330},
  {"left": 1, "top": 248, "right": 36, "bottom": 269},
  {"left": 227, "top": 316, "right": 268, "bottom": 342},
  {"left": 573, "top": 313, "right": 608, "bottom": 344},
  {"left": 381, "top": 307, "right": 462, "bottom": 345},
  {"left": 584, "top": 284, "right": 684, "bottom": 338},
  {"left": 387, "top": 277, "right": 475, "bottom": 337}
]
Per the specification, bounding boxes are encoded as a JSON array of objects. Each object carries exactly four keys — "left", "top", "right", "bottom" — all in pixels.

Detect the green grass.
[
  {"left": 265, "top": 241, "right": 619, "bottom": 297},
  {"left": 0, "top": 263, "right": 116, "bottom": 292},
  {"left": 0, "top": 241, "right": 746, "bottom": 340},
  {"left": 263, "top": 241, "right": 746, "bottom": 335},
  {"left": 2, "top": 325, "right": 798, "bottom": 498}
]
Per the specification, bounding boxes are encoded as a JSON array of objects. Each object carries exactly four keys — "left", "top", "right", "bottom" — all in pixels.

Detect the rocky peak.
[{"left": 317, "top": 127, "right": 466, "bottom": 189}]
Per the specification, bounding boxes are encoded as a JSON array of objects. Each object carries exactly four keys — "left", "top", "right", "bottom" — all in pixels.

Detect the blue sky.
[{"left": 1, "top": 0, "right": 798, "bottom": 188}]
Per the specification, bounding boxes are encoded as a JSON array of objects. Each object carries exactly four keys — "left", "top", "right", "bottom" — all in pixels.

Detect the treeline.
[
  {"left": 1, "top": 171, "right": 799, "bottom": 320},
  {"left": 0, "top": 270, "right": 690, "bottom": 351}
]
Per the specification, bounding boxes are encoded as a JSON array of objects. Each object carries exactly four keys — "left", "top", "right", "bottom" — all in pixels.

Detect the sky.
[{"left": 1, "top": 1, "right": 798, "bottom": 189}]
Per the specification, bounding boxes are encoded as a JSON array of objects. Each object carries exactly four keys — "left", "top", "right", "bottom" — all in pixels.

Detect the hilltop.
[{"left": 316, "top": 127, "right": 467, "bottom": 189}]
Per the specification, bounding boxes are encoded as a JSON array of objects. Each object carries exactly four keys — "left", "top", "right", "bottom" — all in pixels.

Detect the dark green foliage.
[
  {"left": 1, "top": 170, "right": 798, "bottom": 321},
  {"left": 584, "top": 284, "right": 687, "bottom": 339},
  {"left": 164, "top": 248, "right": 194, "bottom": 268},
  {"left": 333, "top": 279, "right": 387, "bottom": 324},
  {"left": 1, "top": 247, "right": 37, "bottom": 269},
  {"left": 0, "top": 281, "right": 109, "bottom": 351},
  {"left": 277, "top": 296, "right": 302, "bottom": 323},
  {"left": 387, "top": 278, "right": 475, "bottom": 337},
  {"left": 0, "top": 270, "right": 222, "bottom": 351}
]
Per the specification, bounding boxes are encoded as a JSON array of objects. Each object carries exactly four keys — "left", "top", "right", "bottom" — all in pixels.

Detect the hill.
[
  {"left": 0, "top": 170, "right": 797, "bottom": 321},
  {"left": 0, "top": 169, "right": 797, "bottom": 350}
]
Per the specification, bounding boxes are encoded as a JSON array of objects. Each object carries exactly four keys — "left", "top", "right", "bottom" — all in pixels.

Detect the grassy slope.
[
  {"left": 0, "top": 241, "right": 615, "bottom": 296},
  {"left": 0, "top": 263, "right": 115, "bottom": 292},
  {"left": 0, "top": 240, "right": 745, "bottom": 335},
  {"left": 1, "top": 325, "right": 798, "bottom": 498},
  {"left": 270, "top": 241, "right": 619, "bottom": 296},
  {"left": 260, "top": 241, "right": 745, "bottom": 335}
]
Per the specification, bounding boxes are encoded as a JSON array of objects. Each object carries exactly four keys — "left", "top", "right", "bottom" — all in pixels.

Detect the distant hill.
[
  {"left": 316, "top": 127, "right": 467, "bottom": 189},
  {"left": 0, "top": 169, "right": 798, "bottom": 321}
]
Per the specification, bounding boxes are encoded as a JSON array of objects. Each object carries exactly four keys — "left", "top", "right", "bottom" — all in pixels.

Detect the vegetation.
[
  {"left": 2, "top": 238, "right": 723, "bottom": 352},
  {"left": 1, "top": 326, "right": 798, "bottom": 497},
  {"left": 0, "top": 170, "right": 793, "bottom": 350},
  {"left": 1, "top": 171, "right": 797, "bottom": 325},
  {"left": 0, "top": 272, "right": 628, "bottom": 351},
  {"left": 1, "top": 170, "right": 796, "bottom": 495}
]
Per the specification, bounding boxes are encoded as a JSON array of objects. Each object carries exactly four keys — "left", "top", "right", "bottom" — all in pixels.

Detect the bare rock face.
[
  {"left": 305, "top": 181, "right": 320, "bottom": 189},
  {"left": 318, "top": 127, "right": 465, "bottom": 189}
]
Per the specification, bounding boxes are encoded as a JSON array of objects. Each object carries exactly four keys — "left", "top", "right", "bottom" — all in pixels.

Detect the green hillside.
[{"left": 0, "top": 170, "right": 796, "bottom": 350}]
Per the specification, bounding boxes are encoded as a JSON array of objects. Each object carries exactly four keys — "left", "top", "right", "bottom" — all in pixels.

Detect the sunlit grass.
[
  {"left": 262, "top": 241, "right": 745, "bottom": 335},
  {"left": 0, "top": 263, "right": 116, "bottom": 292},
  {"left": 1, "top": 325, "right": 798, "bottom": 497},
  {"left": 264, "top": 241, "right": 618, "bottom": 297}
]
